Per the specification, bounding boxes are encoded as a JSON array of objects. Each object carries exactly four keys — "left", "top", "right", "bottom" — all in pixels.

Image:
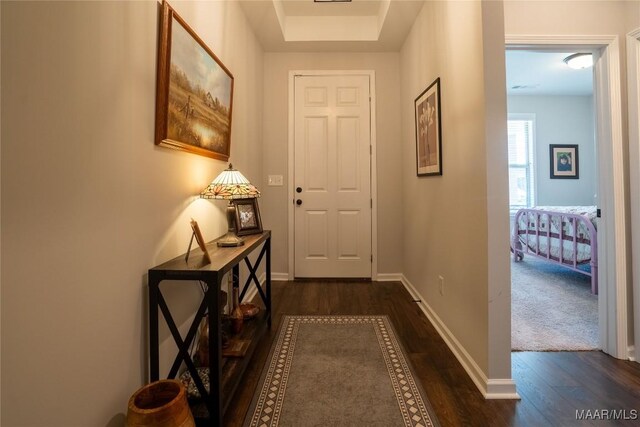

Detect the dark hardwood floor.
[{"left": 224, "top": 281, "right": 640, "bottom": 426}]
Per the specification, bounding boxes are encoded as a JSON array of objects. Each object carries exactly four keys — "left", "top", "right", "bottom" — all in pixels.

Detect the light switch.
[{"left": 268, "top": 175, "right": 284, "bottom": 186}]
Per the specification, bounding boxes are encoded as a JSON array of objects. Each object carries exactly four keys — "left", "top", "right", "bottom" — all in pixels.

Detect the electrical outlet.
[{"left": 438, "top": 275, "right": 444, "bottom": 296}]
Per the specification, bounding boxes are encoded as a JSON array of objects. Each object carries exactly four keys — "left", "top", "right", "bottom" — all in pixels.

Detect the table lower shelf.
[{"left": 180, "top": 309, "right": 270, "bottom": 423}]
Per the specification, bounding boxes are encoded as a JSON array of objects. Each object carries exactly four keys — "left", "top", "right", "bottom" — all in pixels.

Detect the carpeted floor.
[
  {"left": 244, "top": 315, "right": 440, "bottom": 427},
  {"left": 511, "top": 256, "right": 598, "bottom": 351}
]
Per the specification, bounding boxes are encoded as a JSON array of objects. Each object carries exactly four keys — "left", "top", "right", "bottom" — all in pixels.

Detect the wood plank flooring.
[{"left": 224, "top": 281, "right": 640, "bottom": 426}]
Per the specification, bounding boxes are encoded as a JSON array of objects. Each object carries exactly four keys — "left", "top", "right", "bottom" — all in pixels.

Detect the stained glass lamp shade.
[{"left": 200, "top": 164, "right": 260, "bottom": 246}]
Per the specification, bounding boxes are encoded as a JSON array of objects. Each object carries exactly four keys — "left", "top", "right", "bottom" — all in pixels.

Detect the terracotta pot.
[{"left": 127, "top": 380, "right": 195, "bottom": 427}]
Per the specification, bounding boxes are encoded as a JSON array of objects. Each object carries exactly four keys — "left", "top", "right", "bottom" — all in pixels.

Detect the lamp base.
[{"left": 217, "top": 231, "right": 245, "bottom": 247}]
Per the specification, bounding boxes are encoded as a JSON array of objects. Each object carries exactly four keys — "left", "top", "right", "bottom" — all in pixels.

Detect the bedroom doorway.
[
  {"left": 505, "top": 37, "right": 630, "bottom": 360},
  {"left": 506, "top": 49, "right": 599, "bottom": 352}
]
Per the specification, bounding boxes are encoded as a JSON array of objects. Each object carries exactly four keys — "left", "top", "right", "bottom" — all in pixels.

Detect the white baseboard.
[
  {"left": 376, "top": 273, "right": 404, "bottom": 282},
  {"left": 628, "top": 345, "right": 636, "bottom": 362},
  {"left": 399, "top": 274, "right": 519, "bottom": 400},
  {"left": 271, "top": 272, "right": 290, "bottom": 281},
  {"left": 486, "top": 379, "right": 520, "bottom": 400}
]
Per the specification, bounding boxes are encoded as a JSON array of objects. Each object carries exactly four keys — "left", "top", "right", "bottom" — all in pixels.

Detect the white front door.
[{"left": 293, "top": 74, "right": 372, "bottom": 278}]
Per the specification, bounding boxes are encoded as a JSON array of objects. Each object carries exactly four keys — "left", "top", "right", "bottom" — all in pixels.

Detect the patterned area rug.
[{"left": 244, "top": 315, "right": 440, "bottom": 427}]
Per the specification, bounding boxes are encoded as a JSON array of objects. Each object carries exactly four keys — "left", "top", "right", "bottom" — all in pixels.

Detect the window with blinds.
[{"left": 508, "top": 115, "right": 535, "bottom": 213}]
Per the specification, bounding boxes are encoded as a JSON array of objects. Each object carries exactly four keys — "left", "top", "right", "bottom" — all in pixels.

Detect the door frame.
[
  {"left": 505, "top": 35, "right": 629, "bottom": 359},
  {"left": 627, "top": 28, "right": 640, "bottom": 361},
  {"left": 287, "top": 70, "right": 378, "bottom": 280}
]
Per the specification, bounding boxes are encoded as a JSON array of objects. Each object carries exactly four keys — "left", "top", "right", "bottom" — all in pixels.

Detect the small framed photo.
[
  {"left": 190, "top": 218, "right": 211, "bottom": 264},
  {"left": 415, "top": 77, "right": 442, "bottom": 176},
  {"left": 233, "top": 199, "right": 263, "bottom": 236},
  {"left": 549, "top": 144, "right": 579, "bottom": 179}
]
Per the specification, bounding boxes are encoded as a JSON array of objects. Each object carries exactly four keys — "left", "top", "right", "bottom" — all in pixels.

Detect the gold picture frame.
[
  {"left": 190, "top": 219, "right": 211, "bottom": 264},
  {"left": 155, "top": 1, "right": 234, "bottom": 160}
]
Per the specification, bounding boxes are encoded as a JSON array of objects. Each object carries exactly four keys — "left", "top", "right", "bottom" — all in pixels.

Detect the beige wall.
[
  {"left": 508, "top": 95, "right": 597, "bottom": 206},
  {"left": 261, "top": 52, "right": 403, "bottom": 275},
  {"left": 400, "top": 0, "right": 509, "bottom": 378},
  {"left": 1, "top": 1, "right": 263, "bottom": 425},
  {"left": 629, "top": 1, "right": 640, "bottom": 32}
]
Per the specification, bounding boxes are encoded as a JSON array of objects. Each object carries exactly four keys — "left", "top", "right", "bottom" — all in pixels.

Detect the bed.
[{"left": 511, "top": 206, "right": 598, "bottom": 294}]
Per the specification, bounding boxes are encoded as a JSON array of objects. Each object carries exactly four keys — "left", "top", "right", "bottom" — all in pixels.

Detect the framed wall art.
[
  {"left": 415, "top": 77, "right": 442, "bottom": 176},
  {"left": 155, "top": 1, "right": 234, "bottom": 160},
  {"left": 233, "top": 199, "right": 263, "bottom": 236},
  {"left": 549, "top": 144, "right": 579, "bottom": 179}
]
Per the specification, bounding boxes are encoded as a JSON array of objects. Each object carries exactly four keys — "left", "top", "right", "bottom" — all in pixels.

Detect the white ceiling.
[
  {"left": 505, "top": 50, "right": 594, "bottom": 96},
  {"left": 281, "top": 0, "right": 383, "bottom": 16},
  {"left": 239, "top": 0, "right": 425, "bottom": 52},
  {"left": 237, "top": 1, "right": 595, "bottom": 95}
]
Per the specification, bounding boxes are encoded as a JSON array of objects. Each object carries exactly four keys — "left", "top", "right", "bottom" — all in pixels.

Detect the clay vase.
[
  {"left": 231, "top": 287, "right": 244, "bottom": 334},
  {"left": 126, "top": 379, "right": 195, "bottom": 427}
]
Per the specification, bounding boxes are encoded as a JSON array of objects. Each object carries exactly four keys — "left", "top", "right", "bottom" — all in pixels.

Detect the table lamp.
[{"left": 200, "top": 164, "right": 261, "bottom": 247}]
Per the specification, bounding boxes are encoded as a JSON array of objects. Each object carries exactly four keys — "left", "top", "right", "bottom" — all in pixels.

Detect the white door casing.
[
  {"left": 292, "top": 74, "right": 372, "bottom": 278},
  {"left": 627, "top": 28, "right": 640, "bottom": 362}
]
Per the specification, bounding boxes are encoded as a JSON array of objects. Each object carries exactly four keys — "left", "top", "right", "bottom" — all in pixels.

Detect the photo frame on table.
[
  {"left": 190, "top": 219, "right": 211, "bottom": 264},
  {"left": 155, "top": 0, "right": 234, "bottom": 161},
  {"left": 415, "top": 77, "right": 442, "bottom": 176},
  {"left": 549, "top": 144, "right": 579, "bottom": 179},
  {"left": 233, "top": 199, "right": 263, "bottom": 236}
]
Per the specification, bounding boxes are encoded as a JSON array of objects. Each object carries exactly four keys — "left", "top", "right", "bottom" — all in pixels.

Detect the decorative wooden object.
[
  {"left": 230, "top": 286, "right": 244, "bottom": 334},
  {"left": 148, "top": 231, "right": 271, "bottom": 425}
]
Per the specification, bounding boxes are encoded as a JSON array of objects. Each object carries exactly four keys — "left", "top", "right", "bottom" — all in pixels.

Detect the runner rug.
[{"left": 243, "top": 315, "right": 440, "bottom": 427}]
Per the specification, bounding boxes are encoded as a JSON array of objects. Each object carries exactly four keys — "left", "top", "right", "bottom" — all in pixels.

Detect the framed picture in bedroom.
[
  {"left": 549, "top": 144, "right": 579, "bottom": 179},
  {"left": 155, "top": 0, "right": 234, "bottom": 161},
  {"left": 233, "top": 199, "right": 263, "bottom": 236},
  {"left": 414, "top": 77, "right": 442, "bottom": 176}
]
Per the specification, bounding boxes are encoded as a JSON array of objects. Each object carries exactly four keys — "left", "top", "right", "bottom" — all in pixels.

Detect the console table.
[{"left": 148, "top": 230, "right": 271, "bottom": 425}]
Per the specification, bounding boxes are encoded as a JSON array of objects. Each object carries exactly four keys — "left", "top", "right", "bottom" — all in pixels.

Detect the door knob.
[
  {"left": 296, "top": 199, "right": 303, "bottom": 206},
  {"left": 296, "top": 187, "right": 302, "bottom": 193}
]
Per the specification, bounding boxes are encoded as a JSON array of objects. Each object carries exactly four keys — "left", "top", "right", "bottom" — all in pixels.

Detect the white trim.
[
  {"left": 485, "top": 380, "right": 521, "bottom": 400},
  {"left": 287, "top": 70, "right": 379, "bottom": 280},
  {"left": 507, "top": 113, "right": 537, "bottom": 208},
  {"left": 376, "top": 273, "right": 404, "bottom": 282},
  {"left": 271, "top": 272, "right": 290, "bottom": 282},
  {"left": 628, "top": 28, "right": 640, "bottom": 362},
  {"left": 399, "top": 275, "right": 520, "bottom": 399},
  {"left": 505, "top": 34, "right": 629, "bottom": 359},
  {"left": 288, "top": 72, "right": 295, "bottom": 280}
]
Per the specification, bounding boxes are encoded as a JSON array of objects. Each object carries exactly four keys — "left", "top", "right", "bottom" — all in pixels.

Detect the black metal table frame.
[{"left": 148, "top": 234, "right": 271, "bottom": 425}]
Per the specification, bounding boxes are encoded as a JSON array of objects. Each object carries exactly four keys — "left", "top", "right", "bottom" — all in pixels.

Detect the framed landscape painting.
[
  {"left": 549, "top": 144, "right": 579, "bottom": 179},
  {"left": 155, "top": 1, "right": 234, "bottom": 160},
  {"left": 415, "top": 78, "right": 442, "bottom": 176}
]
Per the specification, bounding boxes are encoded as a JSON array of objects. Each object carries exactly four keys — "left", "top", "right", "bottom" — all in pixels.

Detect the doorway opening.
[
  {"left": 505, "top": 36, "right": 629, "bottom": 359},
  {"left": 506, "top": 50, "right": 599, "bottom": 351}
]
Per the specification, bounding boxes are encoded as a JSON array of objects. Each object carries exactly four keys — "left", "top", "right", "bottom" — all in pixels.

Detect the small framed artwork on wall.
[
  {"left": 415, "top": 77, "right": 442, "bottom": 176},
  {"left": 549, "top": 144, "right": 579, "bottom": 179}
]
